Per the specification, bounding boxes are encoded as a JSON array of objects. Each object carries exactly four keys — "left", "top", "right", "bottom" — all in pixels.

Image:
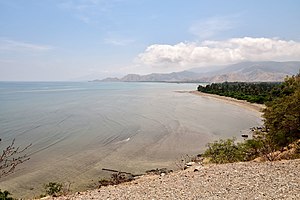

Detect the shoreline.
[{"left": 188, "top": 91, "right": 265, "bottom": 113}]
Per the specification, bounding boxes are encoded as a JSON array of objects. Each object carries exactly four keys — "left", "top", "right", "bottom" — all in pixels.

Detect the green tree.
[
  {"left": 263, "top": 73, "right": 300, "bottom": 148},
  {"left": 197, "top": 82, "right": 280, "bottom": 104}
]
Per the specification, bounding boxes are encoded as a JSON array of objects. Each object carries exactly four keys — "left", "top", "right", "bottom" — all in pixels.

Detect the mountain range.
[{"left": 95, "top": 61, "right": 300, "bottom": 83}]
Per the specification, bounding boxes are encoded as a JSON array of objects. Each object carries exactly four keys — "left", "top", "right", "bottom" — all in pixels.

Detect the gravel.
[{"left": 46, "top": 159, "right": 300, "bottom": 200}]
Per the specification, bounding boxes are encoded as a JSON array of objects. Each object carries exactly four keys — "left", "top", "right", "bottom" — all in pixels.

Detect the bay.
[{"left": 0, "top": 82, "right": 261, "bottom": 198}]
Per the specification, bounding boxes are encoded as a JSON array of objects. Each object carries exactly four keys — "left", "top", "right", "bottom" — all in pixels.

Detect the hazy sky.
[{"left": 1, "top": 0, "right": 300, "bottom": 81}]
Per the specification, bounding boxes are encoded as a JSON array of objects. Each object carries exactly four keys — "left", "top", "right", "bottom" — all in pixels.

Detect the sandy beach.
[{"left": 189, "top": 91, "right": 265, "bottom": 113}]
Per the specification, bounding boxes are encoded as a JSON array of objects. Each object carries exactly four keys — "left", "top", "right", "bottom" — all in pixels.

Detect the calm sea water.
[{"left": 0, "top": 82, "right": 262, "bottom": 197}]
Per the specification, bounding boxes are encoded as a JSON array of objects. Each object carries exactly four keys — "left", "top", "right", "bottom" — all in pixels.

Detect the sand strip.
[{"left": 188, "top": 91, "right": 265, "bottom": 113}]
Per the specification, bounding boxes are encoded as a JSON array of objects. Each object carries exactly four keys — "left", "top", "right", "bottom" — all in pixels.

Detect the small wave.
[{"left": 115, "top": 137, "right": 130, "bottom": 144}]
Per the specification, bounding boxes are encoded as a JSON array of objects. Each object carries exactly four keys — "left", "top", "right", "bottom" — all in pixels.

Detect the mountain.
[
  {"left": 95, "top": 61, "right": 300, "bottom": 83},
  {"left": 121, "top": 71, "right": 200, "bottom": 82},
  {"left": 196, "top": 61, "right": 300, "bottom": 82},
  {"left": 94, "top": 71, "right": 201, "bottom": 82},
  {"left": 99, "top": 77, "right": 121, "bottom": 82}
]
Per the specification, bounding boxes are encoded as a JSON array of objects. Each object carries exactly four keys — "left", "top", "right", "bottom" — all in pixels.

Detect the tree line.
[{"left": 197, "top": 81, "right": 282, "bottom": 104}]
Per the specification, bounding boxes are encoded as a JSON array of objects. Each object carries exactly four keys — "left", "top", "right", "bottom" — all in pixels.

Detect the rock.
[
  {"left": 193, "top": 166, "right": 202, "bottom": 172},
  {"left": 184, "top": 162, "right": 196, "bottom": 169},
  {"left": 46, "top": 159, "right": 300, "bottom": 200},
  {"left": 186, "top": 162, "right": 195, "bottom": 166}
]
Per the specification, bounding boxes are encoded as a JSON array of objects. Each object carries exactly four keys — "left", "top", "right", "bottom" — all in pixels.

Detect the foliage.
[
  {"left": 238, "top": 138, "right": 264, "bottom": 161},
  {"left": 98, "top": 172, "right": 134, "bottom": 188},
  {"left": 0, "top": 190, "right": 14, "bottom": 200},
  {"left": 203, "top": 138, "right": 245, "bottom": 164},
  {"left": 203, "top": 136, "right": 282, "bottom": 163},
  {"left": 197, "top": 82, "right": 280, "bottom": 104},
  {"left": 0, "top": 139, "right": 31, "bottom": 178},
  {"left": 98, "top": 178, "right": 113, "bottom": 187},
  {"left": 44, "top": 182, "right": 63, "bottom": 197},
  {"left": 263, "top": 73, "right": 300, "bottom": 148}
]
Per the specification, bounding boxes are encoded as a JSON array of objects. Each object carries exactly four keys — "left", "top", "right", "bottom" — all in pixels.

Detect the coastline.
[{"left": 189, "top": 91, "right": 265, "bottom": 113}]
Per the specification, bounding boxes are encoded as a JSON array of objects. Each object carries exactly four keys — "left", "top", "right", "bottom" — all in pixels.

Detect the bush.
[
  {"left": 98, "top": 178, "right": 112, "bottom": 187},
  {"left": 0, "top": 190, "right": 14, "bottom": 200},
  {"left": 44, "top": 182, "right": 63, "bottom": 197},
  {"left": 98, "top": 172, "right": 134, "bottom": 188},
  {"left": 203, "top": 138, "right": 245, "bottom": 164},
  {"left": 239, "top": 139, "right": 264, "bottom": 161},
  {"left": 203, "top": 135, "right": 285, "bottom": 163}
]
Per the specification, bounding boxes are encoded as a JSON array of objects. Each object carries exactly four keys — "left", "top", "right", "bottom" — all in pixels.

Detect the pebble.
[{"left": 46, "top": 159, "right": 300, "bottom": 200}]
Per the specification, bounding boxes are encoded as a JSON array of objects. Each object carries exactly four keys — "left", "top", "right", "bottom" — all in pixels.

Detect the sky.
[{"left": 1, "top": 0, "right": 300, "bottom": 81}]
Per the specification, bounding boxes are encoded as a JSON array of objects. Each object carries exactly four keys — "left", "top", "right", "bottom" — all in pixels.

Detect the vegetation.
[
  {"left": 197, "top": 82, "right": 281, "bottom": 104},
  {"left": 0, "top": 139, "right": 31, "bottom": 200},
  {"left": 203, "top": 73, "right": 300, "bottom": 163},
  {"left": 203, "top": 138, "right": 244, "bottom": 164},
  {"left": 0, "top": 190, "right": 14, "bottom": 200},
  {"left": 44, "top": 182, "right": 63, "bottom": 197},
  {"left": 0, "top": 139, "right": 31, "bottom": 178},
  {"left": 263, "top": 74, "right": 300, "bottom": 148},
  {"left": 98, "top": 172, "right": 134, "bottom": 188}
]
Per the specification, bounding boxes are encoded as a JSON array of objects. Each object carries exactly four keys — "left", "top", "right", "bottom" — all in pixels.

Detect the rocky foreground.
[{"left": 46, "top": 159, "right": 300, "bottom": 200}]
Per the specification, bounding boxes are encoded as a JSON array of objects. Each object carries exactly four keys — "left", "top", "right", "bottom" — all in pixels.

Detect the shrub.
[
  {"left": 44, "top": 182, "right": 63, "bottom": 197},
  {"left": 238, "top": 139, "right": 263, "bottom": 161},
  {"left": 203, "top": 138, "right": 245, "bottom": 164},
  {"left": 98, "top": 178, "right": 112, "bottom": 187},
  {"left": 0, "top": 190, "right": 14, "bottom": 200},
  {"left": 98, "top": 172, "right": 134, "bottom": 188}
]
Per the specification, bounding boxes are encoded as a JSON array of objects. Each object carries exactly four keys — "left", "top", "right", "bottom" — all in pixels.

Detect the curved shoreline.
[{"left": 189, "top": 91, "right": 265, "bottom": 113}]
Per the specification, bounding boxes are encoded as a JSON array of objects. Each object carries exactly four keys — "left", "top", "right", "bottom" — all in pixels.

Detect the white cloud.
[
  {"left": 0, "top": 38, "right": 53, "bottom": 52},
  {"left": 189, "top": 16, "right": 236, "bottom": 39},
  {"left": 137, "top": 37, "right": 300, "bottom": 71}
]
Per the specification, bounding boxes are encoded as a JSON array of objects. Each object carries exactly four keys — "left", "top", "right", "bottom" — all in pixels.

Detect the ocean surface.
[{"left": 0, "top": 82, "right": 262, "bottom": 197}]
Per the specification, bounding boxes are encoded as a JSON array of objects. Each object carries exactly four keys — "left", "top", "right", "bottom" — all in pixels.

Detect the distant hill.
[
  {"left": 96, "top": 71, "right": 201, "bottom": 82},
  {"left": 94, "top": 61, "right": 300, "bottom": 83},
  {"left": 196, "top": 61, "right": 300, "bottom": 82}
]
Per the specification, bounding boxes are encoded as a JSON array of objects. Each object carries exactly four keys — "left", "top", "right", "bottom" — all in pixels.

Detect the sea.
[{"left": 0, "top": 82, "right": 262, "bottom": 198}]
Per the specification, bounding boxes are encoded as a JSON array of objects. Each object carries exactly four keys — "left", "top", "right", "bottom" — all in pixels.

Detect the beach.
[{"left": 190, "top": 91, "right": 265, "bottom": 113}]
